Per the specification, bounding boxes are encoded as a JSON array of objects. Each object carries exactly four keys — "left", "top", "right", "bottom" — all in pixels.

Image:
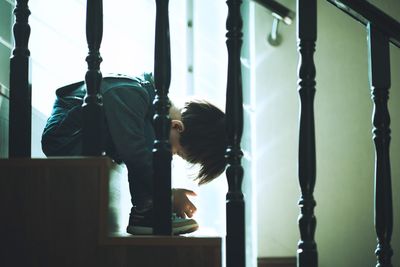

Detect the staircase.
[{"left": 0, "top": 157, "right": 221, "bottom": 267}]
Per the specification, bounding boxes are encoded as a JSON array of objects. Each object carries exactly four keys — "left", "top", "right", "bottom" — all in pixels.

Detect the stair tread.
[
  {"left": 104, "top": 232, "right": 222, "bottom": 246},
  {"left": 1, "top": 157, "right": 221, "bottom": 266},
  {"left": 1, "top": 158, "right": 223, "bottom": 248}
]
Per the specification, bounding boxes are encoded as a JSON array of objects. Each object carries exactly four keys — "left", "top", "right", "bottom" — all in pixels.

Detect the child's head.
[{"left": 178, "top": 99, "right": 227, "bottom": 185}]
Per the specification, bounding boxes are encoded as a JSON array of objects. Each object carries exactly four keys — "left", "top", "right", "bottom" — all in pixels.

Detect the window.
[{"left": 29, "top": 0, "right": 187, "bottom": 115}]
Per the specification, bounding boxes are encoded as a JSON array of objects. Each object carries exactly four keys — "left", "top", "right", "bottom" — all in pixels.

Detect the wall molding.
[{"left": 258, "top": 257, "right": 296, "bottom": 267}]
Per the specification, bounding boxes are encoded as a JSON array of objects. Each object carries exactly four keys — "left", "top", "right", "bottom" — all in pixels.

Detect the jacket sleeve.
[{"left": 102, "top": 85, "right": 154, "bottom": 197}]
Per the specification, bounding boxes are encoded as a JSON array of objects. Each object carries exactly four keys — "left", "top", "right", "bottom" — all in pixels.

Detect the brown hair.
[{"left": 179, "top": 100, "right": 227, "bottom": 185}]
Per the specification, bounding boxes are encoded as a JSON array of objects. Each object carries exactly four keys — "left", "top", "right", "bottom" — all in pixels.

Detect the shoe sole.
[{"left": 127, "top": 223, "right": 199, "bottom": 235}]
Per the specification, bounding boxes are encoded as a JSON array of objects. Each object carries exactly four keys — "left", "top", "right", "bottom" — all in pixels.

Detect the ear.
[{"left": 171, "top": 120, "right": 184, "bottom": 133}]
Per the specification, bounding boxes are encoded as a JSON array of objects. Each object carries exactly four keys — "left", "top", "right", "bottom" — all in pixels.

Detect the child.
[{"left": 41, "top": 73, "right": 227, "bottom": 235}]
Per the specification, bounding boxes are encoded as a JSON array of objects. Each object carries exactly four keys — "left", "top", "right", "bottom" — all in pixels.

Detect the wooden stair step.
[{"left": 0, "top": 158, "right": 221, "bottom": 267}]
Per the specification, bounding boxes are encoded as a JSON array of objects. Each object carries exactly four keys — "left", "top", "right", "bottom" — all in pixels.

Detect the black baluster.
[
  {"left": 153, "top": 0, "right": 172, "bottom": 235},
  {"left": 296, "top": 1, "right": 318, "bottom": 266},
  {"left": 225, "top": 0, "right": 245, "bottom": 266},
  {"left": 9, "top": 0, "right": 31, "bottom": 158},
  {"left": 367, "top": 23, "right": 393, "bottom": 267},
  {"left": 82, "top": 0, "right": 104, "bottom": 156}
]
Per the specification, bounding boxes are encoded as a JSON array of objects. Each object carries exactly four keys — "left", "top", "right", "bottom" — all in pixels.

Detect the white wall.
[{"left": 254, "top": 1, "right": 400, "bottom": 266}]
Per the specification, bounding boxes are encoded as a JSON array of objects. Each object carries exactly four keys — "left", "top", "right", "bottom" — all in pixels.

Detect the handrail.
[
  {"left": 251, "top": 0, "right": 295, "bottom": 25},
  {"left": 327, "top": 0, "right": 400, "bottom": 48}
]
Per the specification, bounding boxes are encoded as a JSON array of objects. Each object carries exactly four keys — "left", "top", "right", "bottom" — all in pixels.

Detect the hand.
[{"left": 172, "top": 188, "right": 197, "bottom": 218}]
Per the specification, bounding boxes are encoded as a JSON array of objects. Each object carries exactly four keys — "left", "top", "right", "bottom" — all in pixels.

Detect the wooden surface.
[
  {"left": 9, "top": 0, "right": 32, "bottom": 157},
  {"left": 225, "top": 0, "right": 246, "bottom": 266},
  {"left": 153, "top": 0, "right": 173, "bottom": 235},
  {"left": 0, "top": 157, "right": 221, "bottom": 267},
  {"left": 258, "top": 257, "right": 296, "bottom": 267},
  {"left": 368, "top": 24, "right": 394, "bottom": 266},
  {"left": 82, "top": 0, "right": 104, "bottom": 156},
  {"left": 296, "top": 0, "right": 318, "bottom": 266}
]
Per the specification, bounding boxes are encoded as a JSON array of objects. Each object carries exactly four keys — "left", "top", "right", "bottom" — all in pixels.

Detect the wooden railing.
[
  {"left": 7, "top": 0, "right": 246, "bottom": 266},
  {"left": 8, "top": 0, "right": 398, "bottom": 266},
  {"left": 296, "top": 0, "right": 399, "bottom": 266}
]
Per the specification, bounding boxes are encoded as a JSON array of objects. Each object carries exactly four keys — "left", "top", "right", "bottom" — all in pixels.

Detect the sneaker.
[
  {"left": 170, "top": 213, "right": 199, "bottom": 235},
  {"left": 126, "top": 209, "right": 199, "bottom": 235}
]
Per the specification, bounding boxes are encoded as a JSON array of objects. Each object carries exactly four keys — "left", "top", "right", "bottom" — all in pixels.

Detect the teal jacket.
[{"left": 42, "top": 73, "right": 156, "bottom": 205}]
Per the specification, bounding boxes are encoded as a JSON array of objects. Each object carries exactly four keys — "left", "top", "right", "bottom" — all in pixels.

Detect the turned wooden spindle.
[
  {"left": 9, "top": 0, "right": 32, "bottom": 158},
  {"left": 82, "top": 0, "right": 104, "bottom": 156},
  {"left": 153, "top": 0, "right": 172, "bottom": 235},
  {"left": 367, "top": 23, "right": 394, "bottom": 267},
  {"left": 296, "top": 1, "right": 318, "bottom": 266},
  {"left": 225, "top": 0, "right": 245, "bottom": 266}
]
